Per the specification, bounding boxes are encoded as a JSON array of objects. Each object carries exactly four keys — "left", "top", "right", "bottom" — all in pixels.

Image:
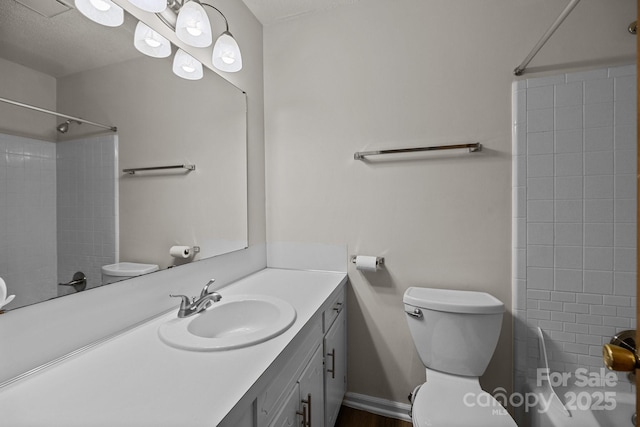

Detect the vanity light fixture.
[
  {"left": 75, "top": 0, "right": 243, "bottom": 80},
  {"left": 172, "top": 48, "right": 204, "bottom": 80},
  {"left": 74, "top": 0, "right": 124, "bottom": 27},
  {"left": 174, "top": 1, "right": 213, "bottom": 48},
  {"left": 134, "top": 21, "right": 172, "bottom": 58},
  {"left": 127, "top": 0, "right": 167, "bottom": 13}
]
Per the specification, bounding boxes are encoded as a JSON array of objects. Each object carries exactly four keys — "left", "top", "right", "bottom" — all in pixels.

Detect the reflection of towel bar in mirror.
[
  {"left": 354, "top": 142, "right": 482, "bottom": 160},
  {"left": 122, "top": 164, "right": 196, "bottom": 175}
]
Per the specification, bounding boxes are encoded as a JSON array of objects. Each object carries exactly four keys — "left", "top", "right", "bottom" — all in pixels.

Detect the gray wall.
[{"left": 262, "top": 0, "right": 637, "bottom": 404}]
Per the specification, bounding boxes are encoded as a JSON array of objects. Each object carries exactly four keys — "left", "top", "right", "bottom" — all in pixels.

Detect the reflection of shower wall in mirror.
[
  {"left": 56, "top": 135, "right": 118, "bottom": 296},
  {"left": 0, "top": 133, "right": 58, "bottom": 308}
]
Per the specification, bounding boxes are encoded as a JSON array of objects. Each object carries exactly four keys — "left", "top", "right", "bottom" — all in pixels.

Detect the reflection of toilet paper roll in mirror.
[
  {"left": 170, "top": 246, "right": 192, "bottom": 259},
  {"left": 355, "top": 255, "right": 379, "bottom": 272}
]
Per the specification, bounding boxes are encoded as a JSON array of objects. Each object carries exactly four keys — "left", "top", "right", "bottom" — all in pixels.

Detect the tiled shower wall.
[
  {"left": 57, "top": 135, "right": 118, "bottom": 293},
  {"left": 0, "top": 133, "right": 58, "bottom": 308},
  {"left": 512, "top": 65, "right": 637, "bottom": 395}
]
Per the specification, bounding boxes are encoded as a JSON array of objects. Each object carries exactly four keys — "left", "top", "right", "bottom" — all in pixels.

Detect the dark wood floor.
[{"left": 335, "top": 406, "right": 412, "bottom": 427}]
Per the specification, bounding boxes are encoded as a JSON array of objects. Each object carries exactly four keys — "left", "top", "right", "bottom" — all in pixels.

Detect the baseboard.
[{"left": 342, "top": 392, "right": 412, "bottom": 422}]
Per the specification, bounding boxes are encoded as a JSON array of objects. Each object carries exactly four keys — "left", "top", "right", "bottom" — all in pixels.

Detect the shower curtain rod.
[
  {"left": 0, "top": 96, "right": 117, "bottom": 132},
  {"left": 514, "top": 0, "right": 581, "bottom": 76}
]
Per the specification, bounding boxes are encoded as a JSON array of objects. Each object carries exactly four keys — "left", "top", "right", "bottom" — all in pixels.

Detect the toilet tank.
[
  {"left": 403, "top": 287, "right": 505, "bottom": 377},
  {"left": 101, "top": 262, "right": 159, "bottom": 285}
]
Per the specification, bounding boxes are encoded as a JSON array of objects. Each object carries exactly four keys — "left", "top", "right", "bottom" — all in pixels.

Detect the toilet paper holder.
[{"left": 350, "top": 255, "right": 384, "bottom": 268}]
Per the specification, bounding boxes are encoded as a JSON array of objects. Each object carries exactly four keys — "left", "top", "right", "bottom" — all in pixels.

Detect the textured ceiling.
[
  {"left": 240, "top": 0, "right": 363, "bottom": 26},
  {"left": 1, "top": 0, "right": 139, "bottom": 78}
]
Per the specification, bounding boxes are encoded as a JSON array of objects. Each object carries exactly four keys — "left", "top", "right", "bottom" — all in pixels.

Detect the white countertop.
[{"left": 0, "top": 268, "right": 347, "bottom": 427}]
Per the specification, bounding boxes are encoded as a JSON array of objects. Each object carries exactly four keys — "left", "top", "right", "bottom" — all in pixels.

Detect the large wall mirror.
[{"left": 0, "top": 1, "right": 248, "bottom": 311}]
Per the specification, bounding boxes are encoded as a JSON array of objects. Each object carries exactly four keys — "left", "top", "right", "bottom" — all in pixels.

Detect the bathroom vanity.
[{"left": 0, "top": 268, "right": 347, "bottom": 427}]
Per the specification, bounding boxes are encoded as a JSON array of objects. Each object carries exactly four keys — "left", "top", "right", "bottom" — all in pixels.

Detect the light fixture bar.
[{"left": 0, "top": 96, "right": 118, "bottom": 132}]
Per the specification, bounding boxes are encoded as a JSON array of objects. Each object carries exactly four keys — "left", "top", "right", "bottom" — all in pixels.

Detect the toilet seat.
[{"left": 411, "top": 370, "right": 517, "bottom": 427}]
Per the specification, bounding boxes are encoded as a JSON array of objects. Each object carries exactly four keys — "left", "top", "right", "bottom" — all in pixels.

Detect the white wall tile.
[
  {"left": 528, "top": 223, "right": 554, "bottom": 245},
  {"left": 584, "top": 79, "right": 614, "bottom": 104},
  {"left": 527, "top": 154, "right": 554, "bottom": 177},
  {"left": 527, "top": 75, "right": 565, "bottom": 87},
  {"left": 555, "top": 82, "right": 583, "bottom": 107},
  {"left": 527, "top": 131, "right": 554, "bottom": 155},
  {"left": 555, "top": 246, "right": 582, "bottom": 269},
  {"left": 584, "top": 199, "right": 613, "bottom": 222},
  {"left": 614, "top": 174, "right": 636, "bottom": 199},
  {"left": 527, "top": 177, "right": 553, "bottom": 200},
  {"left": 514, "top": 66, "right": 636, "bottom": 379},
  {"left": 555, "top": 129, "right": 583, "bottom": 153},
  {"left": 615, "top": 101, "right": 637, "bottom": 127},
  {"left": 528, "top": 200, "right": 554, "bottom": 222},
  {"left": 584, "top": 175, "right": 613, "bottom": 199},
  {"left": 555, "top": 153, "right": 583, "bottom": 176},
  {"left": 528, "top": 267, "right": 554, "bottom": 290},
  {"left": 555, "top": 106, "right": 583, "bottom": 130},
  {"left": 584, "top": 247, "right": 613, "bottom": 271},
  {"left": 527, "top": 85, "right": 554, "bottom": 110},
  {"left": 614, "top": 272, "right": 635, "bottom": 296},
  {"left": 608, "top": 65, "right": 636, "bottom": 77},
  {"left": 528, "top": 245, "right": 554, "bottom": 268},
  {"left": 584, "top": 223, "right": 614, "bottom": 247},
  {"left": 555, "top": 200, "right": 582, "bottom": 223},
  {"left": 614, "top": 199, "right": 636, "bottom": 222},
  {"left": 584, "top": 102, "right": 614, "bottom": 128},
  {"left": 614, "top": 125, "right": 637, "bottom": 150},
  {"left": 528, "top": 108, "right": 554, "bottom": 133},
  {"left": 614, "top": 150, "right": 637, "bottom": 174},
  {"left": 555, "top": 176, "right": 583, "bottom": 199},
  {"left": 614, "top": 75, "right": 636, "bottom": 103},
  {"left": 614, "top": 223, "right": 636, "bottom": 248},
  {"left": 555, "top": 269, "right": 583, "bottom": 292},
  {"left": 566, "top": 68, "right": 608, "bottom": 82},
  {"left": 555, "top": 223, "right": 583, "bottom": 246},
  {"left": 614, "top": 247, "right": 636, "bottom": 272},
  {"left": 583, "top": 270, "right": 613, "bottom": 294}
]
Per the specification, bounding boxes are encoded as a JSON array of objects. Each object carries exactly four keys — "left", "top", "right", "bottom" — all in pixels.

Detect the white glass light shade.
[
  {"left": 75, "top": 0, "right": 124, "bottom": 27},
  {"left": 134, "top": 22, "right": 171, "bottom": 58},
  {"left": 127, "top": 0, "right": 166, "bottom": 13},
  {"left": 172, "top": 49, "right": 203, "bottom": 80},
  {"left": 212, "top": 32, "right": 242, "bottom": 72},
  {"left": 175, "top": 1, "right": 212, "bottom": 48}
]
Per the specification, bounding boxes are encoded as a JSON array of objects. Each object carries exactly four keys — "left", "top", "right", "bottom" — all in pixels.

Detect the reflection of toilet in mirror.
[
  {"left": 403, "top": 287, "right": 516, "bottom": 427},
  {"left": 101, "top": 263, "right": 159, "bottom": 285}
]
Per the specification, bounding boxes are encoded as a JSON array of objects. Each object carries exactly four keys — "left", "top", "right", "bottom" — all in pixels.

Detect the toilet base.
[{"left": 411, "top": 369, "right": 516, "bottom": 427}]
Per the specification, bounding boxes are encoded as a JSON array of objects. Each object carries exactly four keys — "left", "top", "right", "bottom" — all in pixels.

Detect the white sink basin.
[{"left": 158, "top": 295, "right": 297, "bottom": 351}]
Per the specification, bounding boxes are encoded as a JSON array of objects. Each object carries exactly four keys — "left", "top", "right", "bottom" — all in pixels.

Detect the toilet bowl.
[
  {"left": 403, "top": 287, "right": 516, "bottom": 427},
  {"left": 101, "top": 262, "right": 159, "bottom": 285}
]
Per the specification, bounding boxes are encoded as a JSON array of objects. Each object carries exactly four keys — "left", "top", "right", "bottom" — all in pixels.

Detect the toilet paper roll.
[
  {"left": 170, "top": 245, "right": 192, "bottom": 259},
  {"left": 355, "top": 255, "right": 379, "bottom": 272}
]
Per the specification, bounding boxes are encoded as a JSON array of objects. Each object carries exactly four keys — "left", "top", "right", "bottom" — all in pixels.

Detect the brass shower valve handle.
[{"left": 602, "top": 344, "right": 639, "bottom": 372}]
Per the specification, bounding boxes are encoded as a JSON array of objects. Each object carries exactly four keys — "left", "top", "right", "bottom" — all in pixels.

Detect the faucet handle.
[
  {"left": 200, "top": 279, "right": 216, "bottom": 298},
  {"left": 170, "top": 294, "right": 192, "bottom": 309}
]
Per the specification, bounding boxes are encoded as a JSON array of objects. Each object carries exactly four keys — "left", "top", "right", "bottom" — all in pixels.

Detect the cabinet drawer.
[{"left": 323, "top": 288, "right": 345, "bottom": 333}]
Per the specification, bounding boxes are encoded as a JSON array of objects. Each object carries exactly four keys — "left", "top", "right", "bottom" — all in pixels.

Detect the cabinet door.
[
  {"left": 324, "top": 309, "right": 346, "bottom": 427},
  {"left": 299, "top": 344, "right": 325, "bottom": 427},
  {"left": 269, "top": 383, "right": 301, "bottom": 427}
]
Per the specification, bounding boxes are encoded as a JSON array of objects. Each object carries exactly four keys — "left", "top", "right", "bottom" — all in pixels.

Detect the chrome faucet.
[{"left": 170, "top": 279, "right": 222, "bottom": 318}]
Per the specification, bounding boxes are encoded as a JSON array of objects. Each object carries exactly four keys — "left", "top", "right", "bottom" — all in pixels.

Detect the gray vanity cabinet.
[
  {"left": 324, "top": 308, "right": 346, "bottom": 427},
  {"left": 268, "top": 345, "right": 324, "bottom": 427},
  {"left": 223, "top": 284, "right": 347, "bottom": 427}
]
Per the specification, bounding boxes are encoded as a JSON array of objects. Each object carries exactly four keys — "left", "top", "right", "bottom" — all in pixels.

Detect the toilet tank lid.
[
  {"left": 102, "top": 262, "right": 159, "bottom": 276},
  {"left": 403, "top": 287, "right": 504, "bottom": 314}
]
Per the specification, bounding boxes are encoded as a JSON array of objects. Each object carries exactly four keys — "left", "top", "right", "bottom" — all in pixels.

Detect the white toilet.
[
  {"left": 101, "top": 262, "right": 159, "bottom": 285},
  {"left": 403, "top": 287, "right": 517, "bottom": 427}
]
